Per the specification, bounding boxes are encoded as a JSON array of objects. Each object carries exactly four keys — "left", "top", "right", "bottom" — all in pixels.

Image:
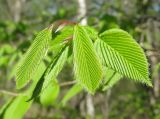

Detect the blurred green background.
[{"left": 0, "top": 0, "right": 160, "bottom": 119}]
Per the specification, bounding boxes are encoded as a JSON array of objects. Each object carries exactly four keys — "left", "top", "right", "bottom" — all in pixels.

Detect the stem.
[
  {"left": 0, "top": 89, "right": 20, "bottom": 96},
  {"left": 59, "top": 81, "right": 76, "bottom": 87}
]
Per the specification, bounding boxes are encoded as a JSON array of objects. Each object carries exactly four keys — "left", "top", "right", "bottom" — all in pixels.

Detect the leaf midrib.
[{"left": 77, "top": 33, "right": 95, "bottom": 90}]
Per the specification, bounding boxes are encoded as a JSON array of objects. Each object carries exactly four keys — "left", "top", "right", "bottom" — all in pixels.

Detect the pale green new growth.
[
  {"left": 102, "top": 68, "right": 122, "bottom": 91},
  {"left": 40, "top": 79, "right": 59, "bottom": 106},
  {"left": 1, "top": 63, "right": 46, "bottom": 119},
  {"left": 16, "top": 28, "right": 52, "bottom": 89},
  {"left": 82, "top": 26, "right": 98, "bottom": 40},
  {"left": 95, "top": 29, "right": 152, "bottom": 86},
  {"left": 61, "top": 84, "right": 82, "bottom": 106},
  {"left": 3, "top": 95, "right": 32, "bottom": 119},
  {"left": 73, "top": 25, "right": 102, "bottom": 93},
  {"left": 15, "top": 24, "right": 152, "bottom": 106},
  {"left": 42, "top": 46, "right": 69, "bottom": 90},
  {"left": 50, "top": 26, "right": 73, "bottom": 51},
  {"left": 0, "top": 98, "right": 13, "bottom": 118}
]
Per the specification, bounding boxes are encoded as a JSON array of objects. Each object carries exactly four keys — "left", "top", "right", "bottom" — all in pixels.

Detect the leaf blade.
[
  {"left": 73, "top": 25, "right": 102, "bottom": 93},
  {"left": 16, "top": 28, "right": 52, "bottom": 89},
  {"left": 40, "top": 79, "right": 60, "bottom": 106},
  {"left": 3, "top": 95, "right": 32, "bottom": 119},
  {"left": 102, "top": 68, "right": 123, "bottom": 91},
  {"left": 96, "top": 29, "right": 152, "bottom": 86},
  {"left": 28, "top": 46, "right": 68, "bottom": 101}
]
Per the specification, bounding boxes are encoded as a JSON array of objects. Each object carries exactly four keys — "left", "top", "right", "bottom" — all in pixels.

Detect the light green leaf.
[
  {"left": 2, "top": 62, "right": 46, "bottom": 119},
  {"left": 50, "top": 26, "right": 73, "bottom": 51},
  {"left": 26, "top": 62, "right": 46, "bottom": 96},
  {"left": 102, "top": 68, "right": 123, "bottom": 91},
  {"left": 28, "top": 46, "right": 68, "bottom": 101},
  {"left": 82, "top": 26, "right": 98, "bottom": 40},
  {"left": 40, "top": 79, "right": 59, "bottom": 106},
  {"left": 73, "top": 25, "right": 102, "bottom": 93},
  {"left": 16, "top": 28, "right": 52, "bottom": 89},
  {"left": 95, "top": 29, "right": 152, "bottom": 86},
  {"left": 0, "top": 98, "right": 13, "bottom": 118},
  {"left": 3, "top": 95, "right": 32, "bottom": 119},
  {"left": 61, "top": 84, "right": 82, "bottom": 106},
  {"left": 42, "top": 46, "right": 69, "bottom": 90},
  {"left": 7, "top": 53, "right": 18, "bottom": 80}
]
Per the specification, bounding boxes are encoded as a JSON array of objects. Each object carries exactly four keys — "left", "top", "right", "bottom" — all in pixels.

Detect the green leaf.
[
  {"left": 28, "top": 46, "right": 68, "bottom": 101},
  {"left": 3, "top": 95, "right": 32, "bottom": 119},
  {"left": 102, "top": 68, "right": 123, "bottom": 91},
  {"left": 50, "top": 26, "right": 73, "bottom": 51},
  {"left": 61, "top": 84, "right": 82, "bottom": 106},
  {"left": 40, "top": 79, "right": 59, "bottom": 106},
  {"left": 42, "top": 46, "right": 69, "bottom": 90},
  {"left": 73, "top": 25, "right": 102, "bottom": 93},
  {"left": 1, "top": 62, "right": 46, "bottom": 119},
  {"left": 82, "top": 26, "right": 98, "bottom": 40},
  {"left": 16, "top": 28, "right": 52, "bottom": 89},
  {"left": 27, "top": 62, "right": 46, "bottom": 95},
  {"left": 7, "top": 53, "right": 18, "bottom": 80},
  {"left": 96, "top": 29, "right": 152, "bottom": 86},
  {"left": 0, "top": 98, "right": 14, "bottom": 118}
]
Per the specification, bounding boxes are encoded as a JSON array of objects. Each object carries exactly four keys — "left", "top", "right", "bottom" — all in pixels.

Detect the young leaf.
[
  {"left": 102, "top": 68, "right": 123, "bottom": 91},
  {"left": 73, "top": 25, "right": 102, "bottom": 93},
  {"left": 7, "top": 53, "right": 18, "bottom": 80},
  {"left": 28, "top": 46, "right": 68, "bottom": 100},
  {"left": 82, "top": 26, "right": 98, "bottom": 40},
  {"left": 40, "top": 79, "right": 59, "bottom": 106},
  {"left": 1, "top": 62, "right": 46, "bottom": 119},
  {"left": 50, "top": 26, "right": 73, "bottom": 51},
  {"left": 0, "top": 98, "right": 14, "bottom": 118},
  {"left": 96, "top": 29, "right": 152, "bottom": 86},
  {"left": 3, "top": 95, "right": 32, "bottom": 119},
  {"left": 61, "top": 84, "right": 82, "bottom": 106},
  {"left": 42, "top": 46, "right": 69, "bottom": 90},
  {"left": 26, "top": 62, "right": 46, "bottom": 95},
  {"left": 16, "top": 28, "right": 52, "bottom": 89}
]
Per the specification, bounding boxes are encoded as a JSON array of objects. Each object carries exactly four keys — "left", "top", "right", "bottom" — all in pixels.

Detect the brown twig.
[
  {"left": 63, "top": 36, "right": 73, "bottom": 44},
  {"left": 59, "top": 81, "right": 76, "bottom": 87},
  {"left": 0, "top": 89, "right": 20, "bottom": 96},
  {"left": 48, "top": 19, "right": 77, "bottom": 31}
]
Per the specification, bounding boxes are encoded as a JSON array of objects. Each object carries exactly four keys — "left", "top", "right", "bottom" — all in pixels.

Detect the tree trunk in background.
[
  {"left": 104, "top": 90, "right": 111, "bottom": 119},
  {"left": 86, "top": 93, "right": 95, "bottom": 118},
  {"left": 147, "top": 19, "right": 160, "bottom": 105},
  {"left": 77, "top": 0, "right": 95, "bottom": 118},
  {"left": 77, "top": 0, "right": 87, "bottom": 25},
  {"left": 6, "top": 0, "right": 26, "bottom": 22},
  {"left": 141, "top": 19, "right": 160, "bottom": 110}
]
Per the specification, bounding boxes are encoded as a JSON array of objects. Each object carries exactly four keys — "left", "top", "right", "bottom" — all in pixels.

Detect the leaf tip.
[{"left": 147, "top": 82, "right": 153, "bottom": 88}]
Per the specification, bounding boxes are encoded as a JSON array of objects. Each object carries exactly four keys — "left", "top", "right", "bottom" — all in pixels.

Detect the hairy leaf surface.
[
  {"left": 1, "top": 63, "right": 46, "bottom": 119},
  {"left": 95, "top": 29, "right": 152, "bottom": 86},
  {"left": 82, "top": 26, "right": 98, "bottom": 40},
  {"left": 28, "top": 46, "right": 68, "bottom": 100},
  {"left": 16, "top": 28, "right": 52, "bottom": 89},
  {"left": 43, "top": 46, "right": 68, "bottom": 90},
  {"left": 73, "top": 25, "right": 102, "bottom": 93},
  {"left": 50, "top": 26, "right": 73, "bottom": 51}
]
